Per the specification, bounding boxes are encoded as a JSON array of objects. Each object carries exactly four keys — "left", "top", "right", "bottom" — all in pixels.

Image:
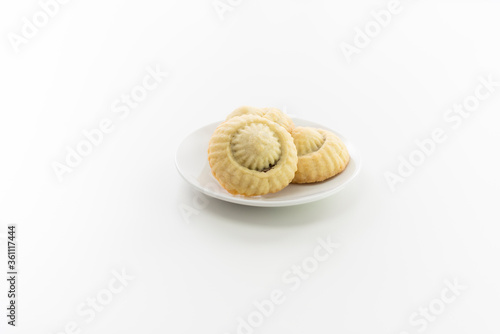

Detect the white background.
[{"left": 1, "top": 0, "right": 500, "bottom": 333}]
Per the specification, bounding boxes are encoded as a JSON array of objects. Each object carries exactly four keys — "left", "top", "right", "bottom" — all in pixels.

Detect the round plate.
[{"left": 175, "top": 118, "right": 361, "bottom": 207}]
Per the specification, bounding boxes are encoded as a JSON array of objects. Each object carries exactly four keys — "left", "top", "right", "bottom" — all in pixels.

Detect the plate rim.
[{"left": 175, "top": 118, "right": 361, "bottom": 207}]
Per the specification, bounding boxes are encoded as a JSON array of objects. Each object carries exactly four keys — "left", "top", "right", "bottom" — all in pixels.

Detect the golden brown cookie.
[
  {"left": 261, "top": 107, "right": 295, "bottom": 133},
  {"left": 208, "top": 115, "right": 298, "bottom": 196},
  {"left": 226, "top": 106, "right": 295, "bottom": 133},
  {"left": 291, "top": 126, "right": 349, "bottom": 184},
  {"left": 225, "top": 106, "right": 264, "bottom": 119}
]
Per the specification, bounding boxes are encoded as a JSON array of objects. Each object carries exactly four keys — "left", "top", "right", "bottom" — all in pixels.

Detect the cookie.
[
  {"left": 208, "top": 115, "right": 298, "bottom": 196},
  {"left": 226, "top": 106, "right": 295, "bottom": 133},
  {"left": 260, "top": 107, "right": 295, "bottom": 133},
  {"left": 291, "top": 126, "right": 349, "bottom": 184}
]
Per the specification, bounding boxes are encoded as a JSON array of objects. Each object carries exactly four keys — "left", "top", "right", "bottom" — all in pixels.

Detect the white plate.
[{"left": 175, "top": 118, "right": 361, "bottom": 207}]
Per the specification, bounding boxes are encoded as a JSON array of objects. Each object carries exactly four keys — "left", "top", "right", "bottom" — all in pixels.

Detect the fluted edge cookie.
[
  {"left": 226, "top": 106, "right": 295, "bottom": 133},
  {"left": 291, "top": 127, "right": 350, "bottom": 184},
  {"left": 225, "top": 106, "right": 264, "bottom": 120},
  {"left": 208, "top": 115, "right": 298, "bottom": 196}
]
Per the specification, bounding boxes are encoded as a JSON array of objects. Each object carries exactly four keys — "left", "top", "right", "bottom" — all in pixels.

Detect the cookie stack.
[{"left": 208, "top": 106, "right": 350, "bottom": 196}]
